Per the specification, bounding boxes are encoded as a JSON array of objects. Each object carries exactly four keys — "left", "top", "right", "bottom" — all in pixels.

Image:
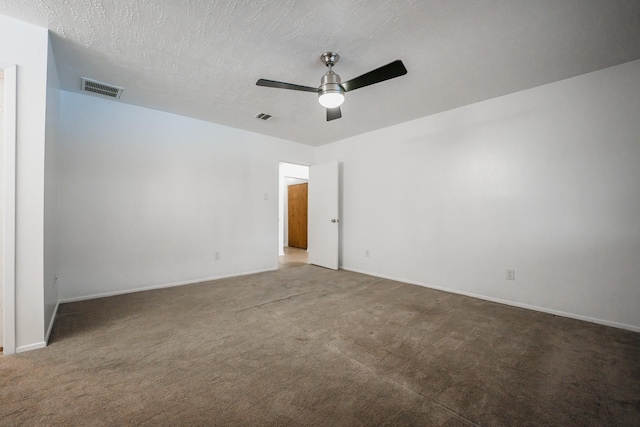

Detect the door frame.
[{"left": 1, "top": 63, "right": 17, "bottom": 355}]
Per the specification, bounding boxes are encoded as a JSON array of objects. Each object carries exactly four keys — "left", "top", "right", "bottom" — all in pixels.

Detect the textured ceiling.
[{"left": 1, "top": 0, "right": 639, "bottom": 146}]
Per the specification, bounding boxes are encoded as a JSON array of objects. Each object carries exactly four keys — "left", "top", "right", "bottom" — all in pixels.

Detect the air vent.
[
  {"left": 255, "top": 113, "right": 273, "bottom": 121},
  {"left": 81, "top": 77, "right": 123, "bottom": 99}
]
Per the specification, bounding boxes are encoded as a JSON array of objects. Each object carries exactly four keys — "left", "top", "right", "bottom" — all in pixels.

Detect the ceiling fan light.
[
  {"left": 319, "top": 91, "right": 345, "bottom": 108},
  {"left": 319, "top": 70, "right": 345, "bottom": 108}
]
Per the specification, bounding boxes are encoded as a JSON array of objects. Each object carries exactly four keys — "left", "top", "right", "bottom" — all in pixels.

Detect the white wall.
[
  {"left": 44, "top": 35, "right": 61, "bottom": 339},
  {"left": 0, "top": 72, "right": 4, "bottom": 348},
  {"left": 58, "top": 91, "right": 314, "bottom": 301},
  {"left": 0, "top": 14, "right": 49, "bottom": 351},
  {"left": 316, "top": 59, "right": 640, "bottom": 331}
]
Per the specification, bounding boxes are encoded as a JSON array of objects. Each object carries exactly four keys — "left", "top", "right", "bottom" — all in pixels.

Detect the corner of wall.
[{"left": 43, "top": 32, "right": 62, "bottom": 340}]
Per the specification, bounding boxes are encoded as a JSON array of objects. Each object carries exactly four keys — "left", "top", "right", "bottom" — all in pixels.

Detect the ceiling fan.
[{"left": 256, "top": 52, "right": 408, "bottom": 121}]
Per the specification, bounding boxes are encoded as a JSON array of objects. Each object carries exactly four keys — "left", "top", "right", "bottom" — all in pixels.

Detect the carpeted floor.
[{"left": 1, "top": 255, "right": 639, "bottom": 426}]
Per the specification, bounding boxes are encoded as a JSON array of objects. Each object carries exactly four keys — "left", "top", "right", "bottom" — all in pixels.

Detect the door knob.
[{"left": 331, "top": 219, "right": 339, "bottom": 223}]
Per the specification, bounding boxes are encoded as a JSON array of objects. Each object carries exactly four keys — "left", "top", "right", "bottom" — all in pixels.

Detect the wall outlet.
[
  {"left": 215, "top": 251, "right": 221, "bottom": 260},
  {"left": 506, "top": 269, "right": 516, "bottom": 280},
  {"left": 365, "top": 249, "right": 370, "bottom": 258}
]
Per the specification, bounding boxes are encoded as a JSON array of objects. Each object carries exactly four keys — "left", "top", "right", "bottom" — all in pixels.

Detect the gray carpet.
[{"left": 1, "top": 260, "right": 639, "bottom": 426}]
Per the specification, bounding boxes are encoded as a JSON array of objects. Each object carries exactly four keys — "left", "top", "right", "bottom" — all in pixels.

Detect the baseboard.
[
  {"left": 343, "top": 267, "right": 640, "bottom": 333},
  {"left": 16, "top": 341, "right": 46, "bottom": 353},
  {"left": 45, "top": 301, "right": 60, "bottom": 344},
  {"left": 59, "top": 267, "right": 279, "bottom": 304}
]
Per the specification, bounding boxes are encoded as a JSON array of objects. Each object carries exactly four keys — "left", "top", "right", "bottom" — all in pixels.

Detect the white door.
[{"left": 308, "top": 160, "right": 339, "bottom": 270}]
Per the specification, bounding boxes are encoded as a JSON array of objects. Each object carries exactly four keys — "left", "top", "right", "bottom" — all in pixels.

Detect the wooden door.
[{"left": 288, "top": 183, "right": 308, "bottom": 249}]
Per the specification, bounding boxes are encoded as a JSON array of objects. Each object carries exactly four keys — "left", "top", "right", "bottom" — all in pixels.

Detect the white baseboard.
[
  {"left": 12, "top": 302, "right": 60, "bottom": 354},
  {"left": 45, "top": 301, "right": 60, "bottom": 344},
  {"left": 342, "top": 267, "right": 640, "bottom": 333},
  {"left": 16, "top": 341, "right": 46, "bottom": 353},
  {"left": 59, "top": 268, "right": 279, "bottom": 304}
]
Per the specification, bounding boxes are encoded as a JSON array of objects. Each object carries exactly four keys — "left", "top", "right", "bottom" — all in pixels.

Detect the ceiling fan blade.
[
  {"left": 327, "top": 107, "right": 342, "bottom": 121},
  {"left": 341, "top": 60, "right": 407, "bottom": 92},
  {"left": 256, "top": 79, "right": 318, "bottom": 93}
]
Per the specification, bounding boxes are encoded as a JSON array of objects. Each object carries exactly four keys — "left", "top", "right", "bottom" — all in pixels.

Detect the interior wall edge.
[
  {"left": 58, "top": 267, "right": 278, "bottom": 304},
  {"left": 45, "top": 301, "right": 59, "bottom": 344},
  {"left": 342, "top": 267, "right": 640, "bottom": 333}
]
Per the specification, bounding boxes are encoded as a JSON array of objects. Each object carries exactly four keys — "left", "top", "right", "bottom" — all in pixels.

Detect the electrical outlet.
[
  {"left": 506, "top": 269, "right": 516, "bottom": 280},
  {"left": 215, "top": 252, "right": 221, "bottom": 260},
  {"left": 365, "top": 249, "right": 370, "bottom": 258}
]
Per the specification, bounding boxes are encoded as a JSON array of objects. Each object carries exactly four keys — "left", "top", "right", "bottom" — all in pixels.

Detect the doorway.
[
  {"left": 279, "top": 246, "right": 309, "bottom": 268},
  {"left": 278, "top": 162, "right": 309, "bottom": 265}
]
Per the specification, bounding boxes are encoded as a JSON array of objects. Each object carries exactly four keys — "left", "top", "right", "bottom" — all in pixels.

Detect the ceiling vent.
[
  {"left": 255, "top": 113, "right": 273, "bottom": 121},
  {"left": 81, "top": 77, "right": 124, "bottom": 99}
]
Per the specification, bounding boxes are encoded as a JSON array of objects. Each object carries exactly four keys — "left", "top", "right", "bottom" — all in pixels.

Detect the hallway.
[{"left": 279, "top": 246, "right": 308, "bottom": 268}]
